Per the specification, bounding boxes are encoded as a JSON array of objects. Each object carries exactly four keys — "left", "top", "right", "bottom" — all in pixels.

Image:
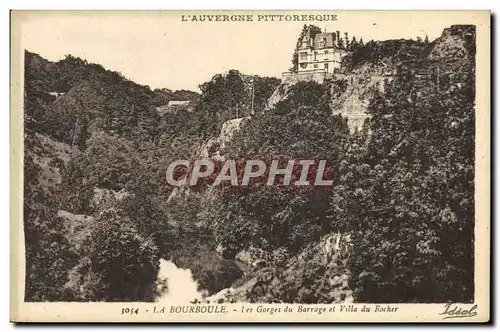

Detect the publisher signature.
[{"left": 439, "top": 303, "right": 478, "bottom": 319}]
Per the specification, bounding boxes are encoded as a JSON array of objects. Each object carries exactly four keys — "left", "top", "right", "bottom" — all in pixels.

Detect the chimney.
[
  {"left": 323, "top": 28, "right": 327, "bottom": 33},
  {"left": 336, "top": 31, "right": 340, "bottom": 40}
]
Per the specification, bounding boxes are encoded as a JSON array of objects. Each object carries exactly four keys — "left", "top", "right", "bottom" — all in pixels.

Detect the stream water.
[{"left": 155, "top": 259, "right": 205, "bottom": 303}]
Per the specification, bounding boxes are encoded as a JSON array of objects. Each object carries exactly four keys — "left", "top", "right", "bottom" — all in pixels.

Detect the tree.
[
  {"left": 58, "top": 149, "right": 94, "bottom": 214},
  {"left": 65, "top": 192, "right": 160, "bottom": 301},
  {"left": 349, "top": 36, "right": 359, "bottom": 51},
  {"left": 337, "top": 38, "right": 345, "bottom": 49},
  {"left": 196, "top": 71, "right": 279, "bottom": 136},
  {"left": 344, "top": 33, "right": 350, "bottom": 49},
  {"left": 80, "top": 131, "right": 141, "bottom": 191}
]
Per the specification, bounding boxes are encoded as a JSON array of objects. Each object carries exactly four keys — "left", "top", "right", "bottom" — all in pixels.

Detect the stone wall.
[{"left": 281, "top": 70, "right": 333, "bottom": 84}]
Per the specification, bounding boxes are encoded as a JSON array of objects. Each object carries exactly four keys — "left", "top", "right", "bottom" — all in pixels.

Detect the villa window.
[
  {"left": 324, "top": 50, "right": 328, "bottom": 54},
  {"left": 299, "top": 52, "right": 307, "bottom": 61},
  {"left": 314, "top": 51, "right": 318, "bottom": 60},
  {"left": 320, "top": 37, "right": 327, "bottom": 48}
]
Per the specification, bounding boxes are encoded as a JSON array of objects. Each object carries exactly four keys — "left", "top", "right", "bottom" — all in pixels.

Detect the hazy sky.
[{"left": 16, "top": 11, "right": 483, "bottom": 91}]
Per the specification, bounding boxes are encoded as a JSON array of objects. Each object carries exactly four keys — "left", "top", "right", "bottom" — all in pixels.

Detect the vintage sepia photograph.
[{"left": 10, "top": 10, "right": 490, "bottom": 322}]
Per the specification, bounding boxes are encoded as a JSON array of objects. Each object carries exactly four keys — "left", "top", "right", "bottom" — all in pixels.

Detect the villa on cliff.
[
  {"left": 277, "top": 26, "right": 393, "bottom": 133},
  {"left": 297, "top": 28, "right": 347, "bottom": 74},
  {"left": 283, "top": 26, "right": 351, "bottom": 82}
]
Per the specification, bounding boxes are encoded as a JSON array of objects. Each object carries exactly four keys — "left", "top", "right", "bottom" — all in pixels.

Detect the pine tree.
[
  {"left": 350, "top": 36, "right": 359, "bottom": 51},
  {"left": 338, "top": 37, "right": 344, "bottom": 49},
  {"left": 344, "top": 33, "right": 350, "bottom": 49}
]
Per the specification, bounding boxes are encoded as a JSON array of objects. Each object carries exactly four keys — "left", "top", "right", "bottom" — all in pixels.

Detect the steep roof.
[
  {"left": 313, "top": 32, "right": 336, "bottom": 49},
  {"left": 298, "top": 27, "right": 351, "bottom": 51}
]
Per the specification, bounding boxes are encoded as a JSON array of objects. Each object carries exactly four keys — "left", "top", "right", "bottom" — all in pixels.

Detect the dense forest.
[{"left": 23, "top": 24, "right": 475, "bottom": 303}]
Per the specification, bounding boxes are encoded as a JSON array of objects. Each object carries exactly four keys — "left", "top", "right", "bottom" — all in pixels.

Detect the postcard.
[{"left": 10, "top": 10, "right": 490, "bottom": 322}]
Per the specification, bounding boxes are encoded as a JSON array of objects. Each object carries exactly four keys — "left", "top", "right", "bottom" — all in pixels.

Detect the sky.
[{"left": 15, "top": 11, "right": 485, "bottom": 91}]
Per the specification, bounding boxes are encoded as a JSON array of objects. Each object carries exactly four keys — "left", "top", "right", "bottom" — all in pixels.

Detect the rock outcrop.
[
  {"left": 199, "top": 117, "right": 250, "bottom": 160},
  {"left": 205, "top": 233, "right": 353, "bottom": 304}
]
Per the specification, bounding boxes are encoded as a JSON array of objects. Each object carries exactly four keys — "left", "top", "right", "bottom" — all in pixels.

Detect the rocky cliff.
[
  {"left": 267, "top": 37, "right": 438, "bottom": 132},
  {"left": 206, "top": 233, "right": 353, "bottom": 304}
]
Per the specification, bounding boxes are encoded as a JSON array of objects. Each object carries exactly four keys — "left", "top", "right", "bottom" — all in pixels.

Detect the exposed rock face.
[
  {"left": 199, "top": 117, "right": 250, "bottom": 160},
  {"left": 206, "top": 233, "right": 353, "bottom": 304},
  {"left": 265, "top": 78, "right": 294, "bottom": 111},
  {"left": 266, "top": 71, "right": 390, "bottom": 133},
  {"left": 329, "top": 73, "right": 391, "bottom": 132},
  {"left": 428, "top": 25, "right": 475, "bottom": 62},
  {"left": 267, "top": 67, "right": 397, "bottom": 133},
  {"left": 167, "top": 116, "right": 249, "bottom": 203}
]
